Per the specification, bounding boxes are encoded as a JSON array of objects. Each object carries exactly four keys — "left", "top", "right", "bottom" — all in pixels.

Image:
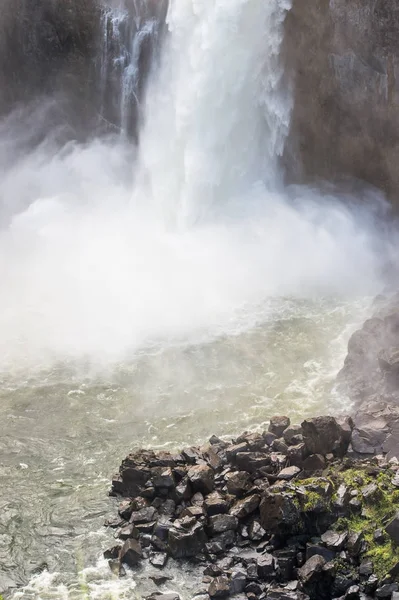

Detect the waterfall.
[
  {"left": 134, "top": 0, "right": 293, "bottom": 227},
  {"left": 98, "top": 0, "right": 167, "bottom": 137}
]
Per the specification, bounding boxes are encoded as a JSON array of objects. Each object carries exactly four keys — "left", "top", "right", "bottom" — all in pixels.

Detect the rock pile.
[{"left": 105, "top": 415, "right": 399, "bottom": 600}]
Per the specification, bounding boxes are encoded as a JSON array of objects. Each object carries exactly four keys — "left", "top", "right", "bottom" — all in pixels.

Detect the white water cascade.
[{"left": 134, "top": 0, "right": 293, "bottom": 226}]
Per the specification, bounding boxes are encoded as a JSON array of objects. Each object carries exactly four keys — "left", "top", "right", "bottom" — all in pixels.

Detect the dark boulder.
[
  {"left": 187, "top": 465, "right": 215, "bottom": 495},
  {"left": 301, "top": 416, "right": 350, "bottom": 457},
  {"left": 120, "top": 538, "right": 143, "bottom": 568},
  {"left": 269, "top": 417, "right": 291, "bottom": 438},
  {"left": 168, "top": 520, "right": 207, "bottom": 558}
]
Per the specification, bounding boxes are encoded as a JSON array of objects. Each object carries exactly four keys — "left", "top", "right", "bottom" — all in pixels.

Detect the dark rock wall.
[
  {"left": 283, "top": 0, "right": 399, "bottom": 200},
  {"left": 0, "top": 0, "right": 102, "bottom": 136}
]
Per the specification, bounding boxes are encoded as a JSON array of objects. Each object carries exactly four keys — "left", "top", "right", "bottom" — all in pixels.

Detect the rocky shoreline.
[{"left": 105, "top": 294, "right": 399, "bottom": 600}]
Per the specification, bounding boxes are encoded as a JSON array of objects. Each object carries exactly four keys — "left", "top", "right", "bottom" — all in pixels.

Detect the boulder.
[
  {"left": 120, "top": 538, "right": 143, "bottom": 567},
  {"left": 259, "top": 491, "right": 301, "bottom": 533},
  {"left": 278, "top": 466, "right": 301, "bottom": 480},
  {"left": 208, "top": 514, "right": 238, "bottom": 535},
  {"left": 298, "top": 555, "right": 326, "bottom": 584},
  {"left": 204, "top": 491, "right": 229, "bottom": 516},
  {"left": 229, "top": 495, "right": 260, "bottom": 519},
  {"left": 168, "top": 520, "right": 207, "bottom": 558},
  {"left": 187, "top": 465, "right": 215, "bottom": 495},
  {"left": 208, "top": 576, "right": 230, "bottom": 598},
  {"left": 269, "top": 416, "right": 291, "bottom": 438},
  {"left": 225, "top": 471, "right": 251, "bottom": 496},
  {"left": 320, "top": 530, "right": 348, "bottom": 551},
  {"left": 283, "top": 425, "right": 303, "bottom": 445},
  {"left": 385, "top": 512, "right": 399, "bottom": 544},
  {"left": 257, "top": 553, "right": 276, "bottom": 578},
  {"left": 301, "top": 416, "right": 350, "bottom": 457}
]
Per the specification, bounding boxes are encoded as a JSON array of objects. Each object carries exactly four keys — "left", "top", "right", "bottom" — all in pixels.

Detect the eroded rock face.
[{"left": 283, "top": 0, "right": 399, "bottom": 202}]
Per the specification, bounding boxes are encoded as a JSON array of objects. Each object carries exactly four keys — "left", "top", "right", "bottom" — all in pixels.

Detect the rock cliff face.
[{"left": 284, "top": 0, "right": 399, "bottom": 201}]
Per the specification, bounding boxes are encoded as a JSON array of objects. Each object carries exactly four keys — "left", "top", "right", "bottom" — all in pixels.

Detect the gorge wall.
[
  {"left": 284, "top": 0, "right": 399, "bottom": 201},
  {"left": 2, "top": 0, "right": 399, "bottom": 200}
]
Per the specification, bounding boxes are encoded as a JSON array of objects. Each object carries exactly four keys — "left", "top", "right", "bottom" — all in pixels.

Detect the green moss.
[{"left": 325, "top": 465, "right": 399, "bottom": 579}]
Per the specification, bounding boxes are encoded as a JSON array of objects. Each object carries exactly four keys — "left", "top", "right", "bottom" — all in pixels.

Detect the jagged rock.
[
  {"left": 346, "top": 531, "right": 363, "bottom": 556},
  {"left": 229, "top": 495, "right": 260, "bottom": 519},
  {"left": 269, "top": 417, "right": 291, "bottom": 438},
  {"left": 225, "top": 471, "right": 251, "bottom": 496},
  {"left": 385, "top": 512, "right": 399, "bottom": 544},
  {"left": 259, "top": 491, "right": 301, "bottom": 533},
  {"left": 187, "top": 465, "right": 215, "bottom": 495},
  {"left": 376, "top": 584, "right": 399, "bottom": 598},
  {"left": 225, "top": 443, "right": 249, "bottom": 461},
  {"left": 273, "top": 438, "right": 290, "bottom": 454},
  {"left": 257, "top": 553, "right": 276, "bottom": 578},
  {"left": 345, "top": 585, "right": 360, "bottom": 600},
  {"left": 298, "top": 554, "right": 326, "bottom": 583},
  {"left": 104, "top": 545, "right": 121, "bottom": 560},
  {"left": 208, "top": 575, "right": 230, "bottom": 598},
  {"left": 301, "top": 416, "right": 349, "bottom": 457},
  {"left": 168, "top": 520, "right": 207, "bottom": 558},
  {"left": 120, "top": 538, "right": 143, "bottom": 567},
  {"left": 248, "top": 520, "right": 266, "bottom": 541},
  {"left": 235, "top": 452, "right": 270, "bottom": 473},
  {"left": 118, "top": 523, "right": 140, "bottom": 540},
  {"left": 208, "top": 514, "right": 238, "bottom": 534},
  {"left": 130, "top": 506, "right": 157, "bottom": 524},
  {"left": 287, "top": 443, "right": 307, "bottom": 466},
  {"left": 283, "top": 425, "right": 303, "bottom": 445},
  {"left": 152, "top": 467, "right": 176, "bottom": 489},
  {"left": 306, "top": 544, "right": 335, "bottom": 562},
  {"left": 278, "top": 466, "right": 301, "bottom": 480},
  {"left": 118, "top": 499, "right": 133, "bottom": 520},
  {"left": 302, "top": 454, "right": 326, "bottom": 471},
  {"left": 229, "top": 569, "right": 247, "bottom": 594},
  {"left": 359, "top": 560, "right": 373, "bottom": 576},
  {"left": 150, "top": 552, "right": 168, "bottom": 568},
  {"left": 204, "top": 491, "right": 229, "bottom": 516},
  {"left": 361, "top": 482, "right": 381, "bottom": 502},
  {"left": 320, "top": 530, "right": 348, "bottom": 550}
]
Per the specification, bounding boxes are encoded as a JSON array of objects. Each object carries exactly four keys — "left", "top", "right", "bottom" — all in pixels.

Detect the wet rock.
[
  {"left": 168, "top": 520, "right": 207, "bottom": 558},
  {"left": 287, "top": 443, "right": 307, "bottom": 466},
  {"left": 118, "top": 499, "right": 134, "bottom": 520},
  {"left": 150, "top": 552, "right": 168, "bottom": 568},
  {"left": 235, "top": 452, "right": 270, "bottom": 473},
  {"left": 187, "top": 465, "right": 215, "bottom": 495},
  {"left": 257, "top": 553, "right": 276, "bottom": 578},
  {"left": 320, "top": 530, "right": 348, "bottom": 551},
  {"left": 118, "top": 523, "right": 140, "bottom": 540},
  {"left": 376, "top": 584, "right": 399, "bottom": 598},
  {"left": 152, "top": 467, "right": 176, "bottom": 490},
  {"left": 385, "top": 512, "right": 399, "bottom": 544},
  {"left": 273, "top": 438, "right": 290, "bottom": 454},
  {"left": 305, "top": 544, "right": 335, "bottom": 562},
  {"left": 208, "top": 514, "right": 238, "bottom": 535},
  {"left": 120, "top": 538, "right": 143, "bottom": 567},
  {"left": 204, "top": 491, "right": 229, "bottom": 516},
  {"left": 283, "top": 425, "right": 303, "bottom": 445},
  {"left": 225, "top": 471, "right": 251, "bottom": 496},
  {"left": 264, "top": 432, "right": 278, "bottom": 446},
  {"left": 346, "top": 531, "right": 363, "bottom": 556},
  {"left": 225, "top": 443, "right": 249, "bottom": 461},
  {"left": 259, "top": 491, "right": 301, "bottom": 533},
  {"left": 278, "top": 466, "right": 301, "bottom": 480},
  {"left": 269, "top": 416, "right": 291, "bottom": 438},
  {"left": 208, "top": 575, "right": 230, "bottom": 598},
  {"left": 301, "top": 416, "right": 349, "bottom": 457},
  {"left": 104, "top": 545, "right": 121, "bottom": 560},
  {"left": 359, "top": 560, "right": 373, "bottom": 576},
  {"left": 248, "top": 520, "right": 266, "bottom": 541},
  {"left": 345, "top": 585, "right": 361, "bottom": 600},
  {"left": 298, "top": 554, "right": 326, "bottom": 583},
  {"left": 229, "top": 569, "right": 247, "bottom": 594},
  {"left": 361, "top": 483, "right": 382, "bottom": 502},
  {"left": 302, "top": 454, "right": 326, "bottom": 472},
  {"left": 130, "top": 506, "right": 157, "bottom": 524},
  {"left": 229, "top": 494, "right": 260, "bottom": 519}
]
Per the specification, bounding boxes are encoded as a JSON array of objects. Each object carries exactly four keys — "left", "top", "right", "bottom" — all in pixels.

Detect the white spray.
[{"left": 0, "top": 0, "right": 389, "bottom": 370}]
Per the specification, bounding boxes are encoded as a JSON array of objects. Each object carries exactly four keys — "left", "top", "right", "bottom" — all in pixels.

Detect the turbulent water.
[{"left": 0, "top": 0, "right": 396, "bottom": 598}]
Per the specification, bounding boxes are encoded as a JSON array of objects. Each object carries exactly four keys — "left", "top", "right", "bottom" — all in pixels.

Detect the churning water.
[{"left": 0, "top": 0, "right": 395, "bottom": 598}]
